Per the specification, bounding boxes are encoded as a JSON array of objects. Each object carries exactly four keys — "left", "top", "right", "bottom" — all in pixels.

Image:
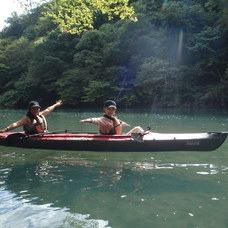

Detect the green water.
[{"left": 0, "top": 109, "right": 228, "bottom": 228}]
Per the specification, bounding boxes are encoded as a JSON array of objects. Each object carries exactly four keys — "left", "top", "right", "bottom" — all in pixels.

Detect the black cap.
[
  {"left": 28, "top": 101, "right": 41, "bottom": 109},
  {"left": 104, "top": 100, "right": 117, "bottom": 109}
]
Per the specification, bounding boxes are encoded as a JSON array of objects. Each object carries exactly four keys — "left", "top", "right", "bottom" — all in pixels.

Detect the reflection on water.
[
  {"left": 1, "top": 151, "right": 228, "bottom": 227},
  {"left": 0, "top": 187, "right": 109, "bottom": 228}
]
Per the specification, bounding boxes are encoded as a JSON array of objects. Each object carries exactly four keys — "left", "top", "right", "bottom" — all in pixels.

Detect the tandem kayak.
[{"left": 0, "top": 131, "right": 227, "bottom": 152}]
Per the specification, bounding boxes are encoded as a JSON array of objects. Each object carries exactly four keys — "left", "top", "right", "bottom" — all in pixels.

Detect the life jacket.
[
  {"left": 24, "top": 112, "right": 48, "bottom": 134},
  {"left": 102, "top": 114, "right": 118, "bottom": 135}
]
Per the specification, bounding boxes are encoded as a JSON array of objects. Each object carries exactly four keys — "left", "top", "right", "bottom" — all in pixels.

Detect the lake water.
[{"left": 0, "top": 108, "right": 228, "bottom": 228}]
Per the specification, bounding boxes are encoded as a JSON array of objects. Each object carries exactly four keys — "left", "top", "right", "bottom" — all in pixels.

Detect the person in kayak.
[
  {"left": 0, "top": 100, "right": 63, "bottom": 134},
  {"left": 79, "top": 100, "right": 144, "bottom": 135}
]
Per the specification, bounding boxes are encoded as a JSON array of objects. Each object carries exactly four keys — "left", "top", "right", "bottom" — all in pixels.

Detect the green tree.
[
  {"left": 0, "top": 0, "right": 227, "bottom": 108},
  {"left": 55, "top": 25, "right": 123, "bottom": 106},
  {"left": 135, "top": 57, "right": 181, "bottom": 107},
  {"left": 1, "top": 13, "right": 27, "bottom": 38},
  {"left": 0, "top": 37, "right": 33, "bottom": 87},
  {"left": 43, "top": 0, "right": 137, "bottom": 34}
]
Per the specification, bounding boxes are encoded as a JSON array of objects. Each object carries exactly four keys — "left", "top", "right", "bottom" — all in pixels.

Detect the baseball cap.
[
  {"left": 28, "top": 101, "right": 41, "bottom": 109},
  {"left": 104, "top": 100, "right": 117, "bottom": 109}
]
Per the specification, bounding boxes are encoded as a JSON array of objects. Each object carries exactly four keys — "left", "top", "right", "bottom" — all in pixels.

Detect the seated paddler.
[
  {"left": 79, "top": 100, "right": 144, "bottom": 135},
  {"left": 0, "top": 100, "right": 63, "bottom": 134}
]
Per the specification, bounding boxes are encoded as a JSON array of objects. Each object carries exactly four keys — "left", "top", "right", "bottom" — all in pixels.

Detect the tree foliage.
[
  {"left": 43, "top": 0, "right": 137, "bottom": 34},
  {"left": 0, "top": 0, "right": 227, "bottom": 109}
]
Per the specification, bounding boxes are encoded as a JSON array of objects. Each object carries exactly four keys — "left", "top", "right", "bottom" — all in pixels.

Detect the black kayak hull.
[{"left": 0, "top": 132, "right": 227, "bottom": 152}]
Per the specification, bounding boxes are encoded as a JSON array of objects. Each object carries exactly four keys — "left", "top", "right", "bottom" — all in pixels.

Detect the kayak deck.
[{"left": 0, "top": 132, "right": 227, "bottom": 152}]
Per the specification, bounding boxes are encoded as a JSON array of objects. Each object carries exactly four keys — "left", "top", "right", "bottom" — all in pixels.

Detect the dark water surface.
[{"left": 0, "top": 109, "right": 228, "bottom": 227}]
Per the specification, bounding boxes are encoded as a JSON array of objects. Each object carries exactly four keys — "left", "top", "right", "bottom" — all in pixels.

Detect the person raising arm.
[{"left": 0, "top": 100, "right": 63, "bottom": 134}]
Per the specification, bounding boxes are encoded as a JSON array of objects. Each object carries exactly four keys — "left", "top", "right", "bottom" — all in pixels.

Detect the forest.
[{"left": 0, "top": 0, "right": 227, "bottom": 109}]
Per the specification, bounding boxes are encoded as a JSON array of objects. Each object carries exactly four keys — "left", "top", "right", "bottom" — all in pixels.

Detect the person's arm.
[
  {"left": 40, "top": 100, "right": 63, "bottom": 116},
  {"left": 0, "top": 117, "right": 30, "bottom": 133},
  {"left": 121, "top": 121, "right": 130, "bottom": 127},
  {"left": 79, "top": 118, "right": 92, "bottom": 123}
]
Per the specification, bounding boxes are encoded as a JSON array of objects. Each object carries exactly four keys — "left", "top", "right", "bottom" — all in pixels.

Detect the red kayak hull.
[{"left": 0, "top": 132, "right": 227, "bottom": 152}]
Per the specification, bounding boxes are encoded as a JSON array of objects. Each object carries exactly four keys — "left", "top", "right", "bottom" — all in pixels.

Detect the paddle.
[
  {"left": 6, "top": 130, "right": 69, "bottom": 146},
  {"left": 131, "top": 133, "right": 144, "bottom": 142},
  {"left": 5, "top": 128, "right": 152, "bottom": 146},
  {"left": 131, "top": 127, "right": 151, "bottom": 143},
  {"left": 6, "top": 133, "right": 26, "bottom": 146},
  {"left": 6, "top": 129, "right": 102, "bottom": 145},
  {"left": 25, "top": 129, "right": 69, "bottom": 138}
]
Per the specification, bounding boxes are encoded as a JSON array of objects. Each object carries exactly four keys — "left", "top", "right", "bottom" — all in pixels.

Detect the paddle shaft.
[{"left": 26, "top": 129, "right": 68, "bottom": 138}]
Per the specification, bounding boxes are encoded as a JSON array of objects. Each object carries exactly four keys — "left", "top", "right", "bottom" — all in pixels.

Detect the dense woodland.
[{"left": 0, "top": 0, "right": 227, "bottom": 109}]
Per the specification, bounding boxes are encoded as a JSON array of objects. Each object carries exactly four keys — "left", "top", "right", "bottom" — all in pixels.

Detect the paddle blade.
[
  {"left": 6, "top": 133, "right": 26, "bottom": 147},
  {"left": 131, "top": 133, "right": 144, "bottom": 142}
]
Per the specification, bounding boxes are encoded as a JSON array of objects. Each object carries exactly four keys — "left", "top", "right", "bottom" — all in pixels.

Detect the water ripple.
[{"left": 0, "top": 188, "right": 110, "bottom": 228}]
